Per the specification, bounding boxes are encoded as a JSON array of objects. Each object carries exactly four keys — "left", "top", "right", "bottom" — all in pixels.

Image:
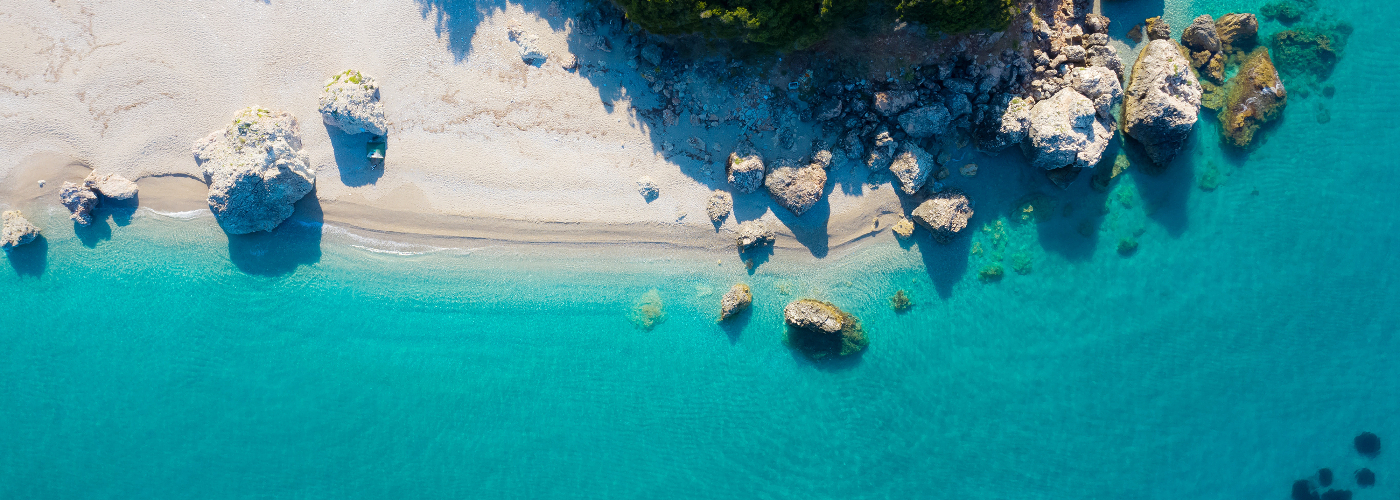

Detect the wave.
[{"left": 141, "top": 207, "right": 211, "bottom": 220}]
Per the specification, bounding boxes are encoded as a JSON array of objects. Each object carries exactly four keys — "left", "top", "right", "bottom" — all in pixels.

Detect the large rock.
[
  {"left": 85, "top": 171, "right": 138, "bottom": 200},
  {"left": 945, "top": 92, "right": 973, "bottom": 119},
  {"left": 1071, "top": 66, "right": 1123, "bottom": 119},
  {"left": 1123, "top": 39, "right": 1204, "bottom": 166},
  {"left": 979, "top": 97, "right": 1032, "bottom": 152},
  {"left": 888, "top": 143, "right": 934, "bottom": 195},
  {"left": 59, "top": 181, "right": 97, "bottom": 225},
  {"left": 873, "top": 91, "right": 917, "bottom": 116},
  {"left": 1024, "top": 88, "right": 1113, "bottom": 170},
  {"left": 910, "top": 189, "right": 973, "bottom": 243},
  {"left": 706, "top": 190, "right": 733, "bottom": 223},
  {"left": 734, "top": 220, "right": 774, "bottom": 252},
  {"left": 718, "top": 283, "right": 752, "bottom": 321},
  {"left": 898, "top": 104, "right": 951, "bottom": 139},
  {"left": 192, "top": 107, "right": 315, "bottom": 235},
  {"left": 1145, "top": 17, "right": 1172, "bottom": 41},
  {"left": 1181, "top": 15, "right": 1221, "bottom": 54},
  {"left": 1, "top": 210, "right": 40, "bottom": 249},
  {"left": 1219, "top": 48, "right": 1287, "bottom": 147},
  {"left": 783, "top": 299, "right": 867, "bottom": 360},
  {"left": 1216, "top": 13, "right": 1259, "bottom": 51},
  {"left": 865, "top": 127, "right": 898, "bottom": 170},
  {"left": 318, "top": 69, "right": 388, "bottom": 136},
  {"left": 764, "top": 160, "right": 826, "bottom": 216},
  {"left": 1086, "top": 44, "right": 1125, "bottom": 80},
  {"left": 726, "top": 150, "right": 765, "bottom": 193}
]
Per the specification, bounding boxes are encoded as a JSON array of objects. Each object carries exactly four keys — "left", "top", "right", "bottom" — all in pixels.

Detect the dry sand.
[{"left": 0, "top": 0, "right": 915, "bottom": 256}]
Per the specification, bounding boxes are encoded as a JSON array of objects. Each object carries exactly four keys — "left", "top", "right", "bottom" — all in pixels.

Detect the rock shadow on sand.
[
  {"left": 415, "top": 0, "right": 571, "bottom": 63},
  {"left": 326, "top": 124, "right": 385, "bottom": 187},
  {"left": 226, "top": 193, "right": 324, "bottom": 277}
]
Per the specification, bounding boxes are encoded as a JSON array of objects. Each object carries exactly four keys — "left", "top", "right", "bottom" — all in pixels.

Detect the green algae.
[
  {"left": 629, "top": 289, "right": 667, "bottom": 330},
  {"left": 979, "top": 264, "right": 1004, "bottom": 282},
  {"left": 1011, "top": 253, "right": 1034, "bottom": 275},
  {"left": 890, "top": 290, "right": 912, "bottom": 312}
]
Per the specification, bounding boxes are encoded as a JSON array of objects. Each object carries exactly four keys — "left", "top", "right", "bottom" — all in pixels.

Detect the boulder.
[
  {"left": 865, "top": 127, "right": 898, "bottom": 170},
  {"left": 1181, "top": 15, "right": 1221, "bottom": 54},
  {"left": 1063, "top": 44, "right": 1087, "bottom": 63},
  {"left": 1, "top": 210, "right": 40, "bottom": 249},
  {"left": 59, "top": 181, "right": 98, "bottom": 225},
  {"left": 192, "top": 107, "right": 315, "bottom": 234},
  {"left": 943, "top": 78, "right": 974, "bottom": 95},
  {"left": 945, "top": 92, "right": 973, "bottom": 119},
  {"left": 726, "top": 150, "right": 765, "bottom": 193},
  {"left": 814, "top": 99, "right": 843, "bottom": 121},
  {"left": 1072, "top": 66, "right": 1124, "bottom": 119},
  {"left": 640, "top": 44, "right": 662, "bottom": 66},
  {"left": 873, "top": 91, "right": 917, "bottom": 116},
  {"left": 978, "top": 97, "right": 1032, "bottom": 152},
  {"left": 764, "top": 160, "right": 826, "bottom": 216},
  {"left": 911, "top": 189, "right": 974, "bottom": 243},
  {"left": 706, "top": 190, "right": 733, "bottom": 223},
  {"left": 636, "top": 176, "right": 659, "bottom": 202},
  {"left": 1084, "top": 13, "right": 1110, "bottom": 34},
  {"left": 734, "top": 220, "right": 774, "bottom": 252},
  {"left": 1024, "top": 88, "right": 1113, "bottom": 170},
  {"left": 892, "top": 217, "right": 915, "bottom": 238},
  {"left": 783, "top": 299, "right": 867, "bottom": 360},
  {"left": 1086, "top": 44, "right": 1125, "bottom": 80},
  {"left": 1123, "top": 39, "right": 1203, "bottom": 166},
  {"left": 1145, "top": 17, "right": 1172, "bottom": 41},
  {"left": 84, "top": 171, "right": 138, "bottom": 200},
  {"left": 1216, "top": 13, "right": 1259, "bottom": 51},
  {"left": 318, "top": 69, "right": 388, "bottom": 136},
  {"left": 718, "top": 283, "right": 752, "bottom": 321},
  {"left": 889, "top": 142, "right": 934, "bottom": 195},
  {"left": 897, "top": 104, "right": 951, "bottom": 139},
  {"left": 1219, "top": 48, "right": 1287, "bottom": 147}
]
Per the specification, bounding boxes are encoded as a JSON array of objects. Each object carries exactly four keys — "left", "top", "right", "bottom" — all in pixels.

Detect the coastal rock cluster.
[
  {"left": 1, "top": 211, "right": 40, "bottom": 249},
  {"left": 318, "top": 69, "right": 388, "bottom": 136},
  {"left": 193, "top": 107, "right": 315, "bottom": 235},
  {"left": 58, "top": 170, "right": 139, "bottom": 225}
]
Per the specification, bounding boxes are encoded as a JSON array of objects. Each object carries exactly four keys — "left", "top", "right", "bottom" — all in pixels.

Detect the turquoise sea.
[{"left": 3, "top": 0, "right": 1399, "bottom": 498}]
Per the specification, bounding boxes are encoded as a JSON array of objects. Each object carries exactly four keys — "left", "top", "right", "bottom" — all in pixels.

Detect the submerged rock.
[
  {"left": 783, "top": 299, "right": 868, "bottom": 360},
  {"left": 1355, "top": 468, "right": 1375, "bottom": 488},
  {"left": 1320, "top": 468, "right": 1334, "bottom": 487},
  {"left": 1355, "top": 431, "right": 1381, "bottom": 456},
  {"left": 888, "top": 142, "right": 934, "bottom": 195},
  {"left": 84, "top": 171, "right": 138, "bottom": 200},
  {"left": 718, "top": 283, "right": 752, "bottom": 321},
  {"left": 318, "top": 69, "right": 388, "bottom": 136},
  {"left": 192, "top": 107, "right": 315, "bottom": 235},
  {"left": 764, "top": 160, "right": 826, "bottom": 216},
  {"left": 726, "top": 149, "right": 765, "bottom": 193},
  {"left": 1293, "top": 479, "right": 1318, "bottom": 500},
  {"left": 59, "top": 181, "right": 98, "bottom": 225},
  {"left": 706, "top": 190, "right": 733, "bottom": 224},
  {"left": 1124, "top": 39, "right": 1203, "bottom": 166},
  {"left": 734, "top": 220, "right": 774, "bottom": 252},
  {"left": 1216, "top": 13, "right": 1259, "bottom": 52},
  {"left": 0, "top": 211, "right": 40, "bottom": 249},
  {"left": 629, "top": 289, "right": 665, "bottom": 330},
  {"left": 911, "top": 189, "right": 973, "bottom": 243},
  {"left": 1271, "top": 26, "right": 1347, "bottom": 81},
  {"left": 1219, "top": 48, "right": 1286, "bottom": 147},
  {"left": 1024, "top": 88, "right": 1112, "bottom": 170}
]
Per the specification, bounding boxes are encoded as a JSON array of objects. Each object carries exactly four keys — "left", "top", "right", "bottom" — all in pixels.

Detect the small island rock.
[
  {"left": 706, "top": 190, "right": 733, "bottom": 224},
  {"left": 59, "top": 181, "right": 98, "bottom": 225},
  {"left": 1219, "top": 48, "right": 1286, "bottom": 147},
  {"left": 1, "top": 211, "right": 41, "bottom": 249},
  {"left": 911, "top": 189, "right": 973, "bottom": 243},
  {"left": 84, "top": 171, "right": 138, "bottom": 200},
  {"left": 892, "top": 217, "right": 915, "bottom": 238},
  {"left": 718, "top": 283, "right": 752, "bottom": 321},
  {"left": 1216, "top": 13, "right": 1259, "bottom": 51},
  {"left": 1124, "top": 39, "right": 1203, "bottom": 166},
  {"left": 1145, "top": 17, "right": 1172, "bottom": 41},
  {"left": 318, "top": 69, "right": 388, "bottom": 136},
  {"left": 1181, "top": 14, "right": 1222, "bottom": 53},
  {"left": 192, "top": 107, "right": 315, "bottom": 235},
  {"left": 734, "top": 220, "right": 774, "bottom": 252},
  {"left": 783, "top": 299, "right": 868, "bottom": 360},
  {"left": 726, "top": 150, "right": 765, "bottom": 193},
  {"left": 764, "top": 160, "right": 826, "bottom": 216}
]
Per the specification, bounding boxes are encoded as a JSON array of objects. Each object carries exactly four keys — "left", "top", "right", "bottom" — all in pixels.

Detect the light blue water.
[{"left": 3, "top": 1, "right": 1399, "bottom": 498}]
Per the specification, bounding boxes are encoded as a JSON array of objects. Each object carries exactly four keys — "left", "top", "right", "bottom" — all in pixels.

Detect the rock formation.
[
  {"left": 318, "top": 69, "right": 388, "bottom": 136},
  {"left": 84, "top": 171, "right": 138, "bottom": 200},
  {"left": 59, "top": 181, "right": 98, "bottom": 225},
  {"left": 507, "top": 22, "right": 547, "bottom": 66},
  {"left": 1145, "top": 17, "right": 1172, "bottom": 41},
  {"left": 1216, "top": 13, "right": 1259, "bottom": 52},
  {"left": 888, "top": 142, "right": 934, "bottom": 195},
  {"left": 783, "top": 299, "right": 868, "bottom": 360},
  {"left": 873, "top": 91, "right": 917, "bottom": 116},
  {"left": 911, "top": 189, "right": 973, "bottom": 243},
  {"left": 1124, "top": 39, "right": 1203, "bottom": 166},
  {"left": 980, "top": 97, "right": 1032, "bottom": 152},
  {"left": 734, "top": 220, "right": 774, "bottom": 252},
  {"left": 706, "top": 190, "right": 732, "bottom": 224},
  {"left": 726, "top": 149, "right": 765, "bottom": 193},
  {"left": 897, "top": 105, "right": 951, "bottom": 139},
  {"left": 192, "top": 107, "right": 315, "bottom": 235},
  {"left": 636, "top": 176, "right": 659, "bottom": 202},
  {"left": 892, "top": 218, "right": 915, "bottom": 238},
  {"left": 1219, "top": 48, "right": 1286, "bottom": 147},
  {"left": 865, "top": 127, "right": 898, "bottom": 170},
  {"left": 718, "top": 283, "right": 751, "bottom": 321},
  {"left": 1, "top": 211, "right": 40, "bottom": 249},
  {"left": 1071, "top": 66, "right": 1123, "bottom": 120},
  {"left": 764, "top": 160, "right": 826, "bottom": 216},
  {"left": 1181, "top": 15, "right": 1227, "bottom": 82},
  {"left": 1024, "top": 88, "right": 1112, "bottom": 171}
]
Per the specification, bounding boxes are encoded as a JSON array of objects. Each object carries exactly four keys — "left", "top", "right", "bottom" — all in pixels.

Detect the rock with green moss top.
[
  {"left": 1, "top": 211, "right": 40, "bottom": 249},
  {"left": 978, "top": 264, "right": 1004, "bottom": 282},
  {"left": 319, "top": 70, "right": 387, "bottom": 136},
  {"left": 719, "top": 283, "right": 752, "bottom": 321},
  {"left": 783, "top": 299, "right": 867, "bottom": 360},
  {"left": 1215, "top": 13, "right": 1258, "bottom": 52},
  {"left": 1271, "top": 26, "right": 1348, "bottom": 81},
  {"left": 193, "top": 107, "right": 315, "bottom": 234},
  {"left": 1219, "top": 47, "right": 1287, "bottom": 147}
]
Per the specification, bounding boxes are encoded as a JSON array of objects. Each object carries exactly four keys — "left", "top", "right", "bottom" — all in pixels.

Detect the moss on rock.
[
  {"left": 783, "top": 299, "right": 868, "bottom": 360},
  {"left": 1219, "top": 47, "right": 1287, "bottom": 147}
]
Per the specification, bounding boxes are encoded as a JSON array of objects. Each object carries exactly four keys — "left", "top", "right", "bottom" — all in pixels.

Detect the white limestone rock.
[
  {"left": 1123, "top": 39, "right": 1204, "bottom": 166},
  {"left": 1023, "top": 88, "right": 1113, "bottom": 170},
  {"left": 59, "top": 181, "right": 97, "bottom": 225},
  {"left": 192, "top": 107, "right": 315, "bottom": 235},
  {"left": 84, "top": 171, "right": 138, "bottom": 200},
  {"left": 889, "top": 142, "right": 934, "bottom": 195},
  {"left": 1, "top": 210, "right": 40, "bottom": 249},
  {"left": 318, "top": 70, "right": 388, "bottom": 136}
]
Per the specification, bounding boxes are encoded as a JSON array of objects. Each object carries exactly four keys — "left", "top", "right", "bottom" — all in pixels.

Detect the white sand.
[{"left": 0, "top": 0, "right": 912, "bottom": 254}]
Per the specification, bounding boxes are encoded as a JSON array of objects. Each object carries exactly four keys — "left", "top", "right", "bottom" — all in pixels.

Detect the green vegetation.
[
  {"left": 1011, "top": 253, "right": 1033, "bottom": 275},
  {"left": 978, "top": 263, "right": 1003, "bottom": 282},
  {"left": 613, "top": 0, "right": 1014, "bottom": 49},
  {"left": 629, "top": 289, "right": 667, "bottom": 330},
  {"left": 890, "top": 290, "right": 912, "bottom": 312},
  {"left": 785, "top": 300, "right": 868, "bottom": 360}
]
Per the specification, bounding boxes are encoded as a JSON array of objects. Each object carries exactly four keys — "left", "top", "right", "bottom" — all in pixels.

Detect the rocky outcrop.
[
  {"left": 865, "top": 127, "right": 897, "bottom": 170},
  {"left": 764, "top": 160, "right": 826, "bottom": 216},
  {"left": 1, "top": 211, "right": 40, "bottom": 249},
  {"left": 911, "top": 189, "right": 973, "bottom": 243},
  {"left": 192, "top": 107, "right": 315, "bottom": 235},
  {"left": 1216, "top": 13, "right": 1259, "bottom": 52},
  {"left": 1219, "top": 48, "right": 1287, "bottom": 147},
  {"left": 1123, "top": 39, "right": 1204, "bottom": 166},
  {"left": 979, "top": 97, "right": 1032, "bottom": 152},
  {"left": 873, "top": 91, "right": 917, "bottom": 116},
  {"left": 1181, "top": 15, "right": 1221, "bottom": 53},
  {"left": 59, "top": 181, "right": 98, "bottom": 225},
  {"left": 888, "top": 143, "right": 934, "bottom": 195},
  {"left": 892, "top": 217, "right": 915, "bottom": 238},
  {"left": 1145, "top": 17, "right": 1172, "bottom": 41},
  {"left": 783, "top": 299, "right": 867, "bottom": 360},
  {"left": 897, "top": 105, "right": 951, "bottom": 139},
  {"left": 718, "top": 283, "right": 752, "bottom": 321},
  {"left": 726, "top": 150, "right": 765, "bottom": 193},
  {"left": 706, "top": 190, "right": 732, "bottom": 224},
  {"left": 636, "top": 176, "right": 659, "bottom": 202},
  {"left": 85, "top": 171, "right": 138, "bottom": 200},
  {"left": 1071, "top": 66, "right": 1123, "bottom": 120},
  {"left": 1024, "top": 88, "right": 1112, "bottom": 170},
  {"left": 318, "top": 69, "right": 388, "bottom": 136},
  {"left": 734, "top": 220, "right": 774, "bottom": 252}
]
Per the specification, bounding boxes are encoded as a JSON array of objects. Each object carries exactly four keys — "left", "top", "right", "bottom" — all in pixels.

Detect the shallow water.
[{"left": 4, "top": 0, "right": 1399, "bottom": 498}]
